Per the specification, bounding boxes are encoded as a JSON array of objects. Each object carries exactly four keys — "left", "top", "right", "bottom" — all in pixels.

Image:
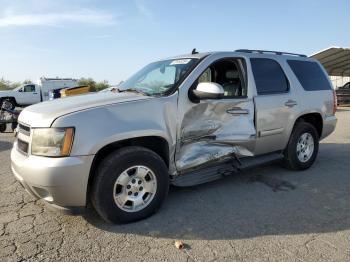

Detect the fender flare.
[{"left": 0, "top": 96, "right": 17, "bottom": 106}]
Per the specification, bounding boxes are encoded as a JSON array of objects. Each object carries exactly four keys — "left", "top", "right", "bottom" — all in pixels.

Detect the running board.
[
  {"left": 239, "top": 152, "right": 283, "bottom": 169},
  {"left": 172, "top": 152, "right": 283, "bottom": 187}
]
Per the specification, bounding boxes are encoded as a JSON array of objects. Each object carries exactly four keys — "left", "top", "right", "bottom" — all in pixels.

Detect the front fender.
[
  {"left": 89, "top": 129, "right": 171, "bottom": 155},
  {"left": 0, "top": 93, "right": 16, "bottom": 103},
  {"left": 0, "top": 91, "right": 13, "bottom": 97},
  {"left": 51, "top": 95, "right": 178, "bottom": 157}
]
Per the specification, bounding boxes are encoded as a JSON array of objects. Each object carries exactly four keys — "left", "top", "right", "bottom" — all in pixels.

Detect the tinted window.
[
  {"left": 288, "top": 60, "right": 332, "bottom": 91},
  {"left": 251, "top": 58, "right": 289, "bottom": 95}
]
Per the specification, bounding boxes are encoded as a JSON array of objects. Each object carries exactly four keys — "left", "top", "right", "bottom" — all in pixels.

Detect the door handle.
[
  {"left": 284, "top": 100, "right": 297, "bottom": 107},
  {"left": 33, "top": 92, "right": 38, "bottom": 94},
  {"left": 226, "top": 107, "right": 249, "bottom": 115}
]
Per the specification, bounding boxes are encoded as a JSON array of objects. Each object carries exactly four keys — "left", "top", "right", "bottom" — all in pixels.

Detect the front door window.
[{"left": 23, "top": 85, "right": 35, "bottom": 92}]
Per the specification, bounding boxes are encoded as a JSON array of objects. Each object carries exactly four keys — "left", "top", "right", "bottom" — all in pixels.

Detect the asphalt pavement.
[{"left": 1, "top": 108, "right": 350, "bottom": 261}]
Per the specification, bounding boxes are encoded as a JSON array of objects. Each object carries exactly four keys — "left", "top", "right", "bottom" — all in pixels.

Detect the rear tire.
[
  {"left": 91, "top": 146, "right": 169, "bottom": 224},
  {"left": 283, "top": 122, "right": 319, "bottom": 170}
]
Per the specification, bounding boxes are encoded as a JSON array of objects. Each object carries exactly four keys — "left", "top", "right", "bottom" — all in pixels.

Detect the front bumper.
[{"left": 11, "top": 146, "right": 94, "bottom": 208}]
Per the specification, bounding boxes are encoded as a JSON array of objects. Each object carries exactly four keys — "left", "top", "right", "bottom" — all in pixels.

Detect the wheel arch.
[
  {"left": 283, "top": 113, "right": 322, "bottom": 170},
  {"left": 293, "top": 112, "right": 323, "bottom": 138},
  {"left": 86, "top": 136, "right": 170, "bottom": 204},
  {"left": 0, "top": 96, "right": 17, "bottom": 106}
]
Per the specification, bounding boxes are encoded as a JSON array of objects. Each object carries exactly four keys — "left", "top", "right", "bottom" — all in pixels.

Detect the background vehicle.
[
  {"left": 336, "top": 82, "right": 350, "bottom": 105},
  {"left": 11, "top": 50, "right": 337, "bottom": 224},
  {"left": 0, "top": 101, "right": 20, "bottom": 133},
  {"left": 0, "top": 77, "right": 78, "bottom": 109}
]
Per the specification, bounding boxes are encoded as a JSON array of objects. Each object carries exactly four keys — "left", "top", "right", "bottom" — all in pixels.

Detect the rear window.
[
  {"left": 287, "top": 60, "right": 332, "bottom": 91},
  {"left": 250, "top": 58, "right": 289, "bottom": 95}
]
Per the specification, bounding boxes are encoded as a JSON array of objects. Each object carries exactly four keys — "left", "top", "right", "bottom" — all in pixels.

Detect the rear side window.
[
  {"left": 251, "top": 58, "right": 289, "bottom": 95},
  {"left": 287, "top": 60, "right": 332, "bottom": 91}
]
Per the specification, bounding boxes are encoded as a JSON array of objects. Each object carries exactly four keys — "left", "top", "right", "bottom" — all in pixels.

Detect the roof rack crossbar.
[{"left": 235, "top": 49, "right": 307, "bottom": 57}]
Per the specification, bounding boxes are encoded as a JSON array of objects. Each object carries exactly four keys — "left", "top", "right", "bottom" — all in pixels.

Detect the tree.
[
  {"left": 95, "top": 80, "right": 110, "bottom": 91},
  {"left": 0, "top": 78, "right": 23, "bottom": 90},
  {"left": 11, "top": 82, "right": 21, "bottom": 89},
  {"left": 0, "top": 78, "right": 11, "bottom": 90},
  {"left": 78, "top": 78, "right": 96, "bottom": 92},
  {"left": 78, "top": 78, "right": 110, "bottom": 92},
  {"left": 23, "top": 79, "right": 33, "bottom": 84}
]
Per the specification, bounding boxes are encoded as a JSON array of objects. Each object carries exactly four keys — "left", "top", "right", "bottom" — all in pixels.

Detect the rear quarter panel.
[{"left": 284, "top": 58, "right": 335, "bottom": 141}]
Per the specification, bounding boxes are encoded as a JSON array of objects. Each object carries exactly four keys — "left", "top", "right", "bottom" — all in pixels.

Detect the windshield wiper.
[{"left": 117, "top": 88, "right": 149, "bottom": 96}]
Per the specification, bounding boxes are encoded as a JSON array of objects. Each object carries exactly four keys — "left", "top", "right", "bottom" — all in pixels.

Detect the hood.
[
  {"left": 0, "top": 90, "right": 14, "bottom": 96},
  {"left": 19, "top": 91, "right": 151, "bottom": 127}
]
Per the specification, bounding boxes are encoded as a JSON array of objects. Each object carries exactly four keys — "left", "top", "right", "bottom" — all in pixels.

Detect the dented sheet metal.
[{"left": 176, "top": 100, "right": 256, "bottom": 171}]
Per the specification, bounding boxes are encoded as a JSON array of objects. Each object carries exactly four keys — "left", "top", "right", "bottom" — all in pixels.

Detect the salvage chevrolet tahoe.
[{"left": 11, "top": 50, "right": 337, "bottom": 223}]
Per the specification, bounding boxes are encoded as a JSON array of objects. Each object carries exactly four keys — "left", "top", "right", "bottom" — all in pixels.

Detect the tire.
[
  {"left": 8, "top": 99, "right": 16, "bottom": 110},
  {"left": 0, "top": 123, "right": 6, "bottom": 133},
  {"left": 91, "top": 146, "right": 169, "bottom": 224},
  {"left": 11, "top": 122, "right": 18, "bottom": 132},
  {"left": 283, "top": 122, "right": 319, "bottom": 170},
  {"left": 1, "top": 98, "right": 15, "bottom": 110}
]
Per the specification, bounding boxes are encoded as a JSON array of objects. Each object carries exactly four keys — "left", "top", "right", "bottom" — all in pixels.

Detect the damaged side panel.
[{"left": 175, "top": 99, "right": 256, "bottom": 172}]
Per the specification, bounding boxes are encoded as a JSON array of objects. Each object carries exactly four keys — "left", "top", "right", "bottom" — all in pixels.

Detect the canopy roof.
[{"left": 310, "top": 47, "right": 350, "bottom": 76}]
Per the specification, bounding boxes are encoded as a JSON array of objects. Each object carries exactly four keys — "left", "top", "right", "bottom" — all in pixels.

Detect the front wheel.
[
  {"left": 283, "top": 122, "right": 319, "bottom": 170},
  {"left": 1, "top": 99, "right": 15, "bottom": 110},
  {"left": 91, "top": 146, "right": 169, "bottom": 224}
]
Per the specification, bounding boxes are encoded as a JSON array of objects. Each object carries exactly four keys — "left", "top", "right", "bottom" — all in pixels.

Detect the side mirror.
[
  {"left": 192, "top": 82, "right": 224, "bottom": 100},
  {"left": 18, "top": 89, "right": 23, "bottom": 92}
]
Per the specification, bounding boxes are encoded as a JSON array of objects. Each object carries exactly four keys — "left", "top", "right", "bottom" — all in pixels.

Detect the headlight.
[{"left": 31, "top": 127, "right": 74, "bottom": 157}]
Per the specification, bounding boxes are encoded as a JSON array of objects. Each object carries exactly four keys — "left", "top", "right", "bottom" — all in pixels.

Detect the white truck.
[{"left": 0, "top": 77, "right": 78, "bottom": 109}]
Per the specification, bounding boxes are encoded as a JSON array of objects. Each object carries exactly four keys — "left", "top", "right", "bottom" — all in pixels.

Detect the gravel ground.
[{"left": 1, "top": 108, "right": 350, "bottom": 261}]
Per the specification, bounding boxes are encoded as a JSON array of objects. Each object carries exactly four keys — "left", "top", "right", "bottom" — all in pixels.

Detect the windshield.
[
  {"left": 118, "top": 58, "right": 198, "bottom": 95},
  {"left": 13, "top": 85, "right": 24, "bottom": 91}
]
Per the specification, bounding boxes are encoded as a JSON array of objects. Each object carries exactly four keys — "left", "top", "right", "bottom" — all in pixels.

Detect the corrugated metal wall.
[{"left": 330, "top": 76, "right": 350, "bottom": 89}]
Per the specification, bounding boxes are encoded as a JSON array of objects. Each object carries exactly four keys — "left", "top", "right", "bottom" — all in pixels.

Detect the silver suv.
[{"left": 11, "top": 50, "right": 337, "bottom": 223}]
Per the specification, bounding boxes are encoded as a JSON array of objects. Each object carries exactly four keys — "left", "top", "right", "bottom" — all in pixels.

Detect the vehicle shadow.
[
  {"left": 0, "top": 140, "right": 13, "bottom": 152},
  {"left": 84, "top": 142, "right": 350, "bottom": 240}
]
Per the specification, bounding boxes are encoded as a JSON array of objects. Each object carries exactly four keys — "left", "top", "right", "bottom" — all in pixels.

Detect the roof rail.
[{"left": 235, "top": 49, "right": 307, "bottom": 57}]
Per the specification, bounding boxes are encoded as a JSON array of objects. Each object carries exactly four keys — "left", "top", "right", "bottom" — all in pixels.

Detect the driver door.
[
  {"left": 20, "top": 85, "right": 40, "bottom": 105},
  {"left": 175, "top": 57, "right": 256, "bottom": 172}
]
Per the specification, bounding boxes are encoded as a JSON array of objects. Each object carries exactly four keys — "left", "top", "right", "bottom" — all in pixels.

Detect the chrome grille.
[
  {"left": 18, "top": 123, "right": 31, "bottom": 135},
  {"left": 17, "top": 139, "right": 29, "bottom": 154},
  {"left": 16, "top": 122, "right": 31, "bottom": 155}
]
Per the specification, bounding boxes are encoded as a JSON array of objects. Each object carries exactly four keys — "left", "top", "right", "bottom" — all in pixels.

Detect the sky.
[{"left": 0, "top": 0, "right": 349, "bottom": 85}]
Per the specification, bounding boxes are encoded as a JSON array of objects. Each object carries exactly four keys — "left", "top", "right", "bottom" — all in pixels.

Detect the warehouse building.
[{"left": 311, "top": 47, "right": 350, "bottom": 89}]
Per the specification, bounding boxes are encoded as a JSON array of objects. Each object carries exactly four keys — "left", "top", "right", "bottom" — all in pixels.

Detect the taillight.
[{"left": 333, "top": 90, "right": 337, "bottom": 115}]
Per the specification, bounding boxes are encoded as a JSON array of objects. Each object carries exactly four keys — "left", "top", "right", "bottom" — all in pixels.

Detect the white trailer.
[{"left": 0, "top": 77, "right": 78, "bottom": 109}]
